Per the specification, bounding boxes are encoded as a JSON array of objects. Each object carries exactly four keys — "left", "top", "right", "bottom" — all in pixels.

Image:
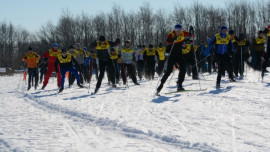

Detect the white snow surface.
[{"left": 1, "top": 68, "right": 270, "bottom": 152}]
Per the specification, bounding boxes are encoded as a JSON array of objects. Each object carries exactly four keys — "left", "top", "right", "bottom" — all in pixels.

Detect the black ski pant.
[
  {"left": 145, "top": 60, "right": 155, "bottom": 80},
  {"left": 183, "top": 54, "right": 198, "bottom": 78},
  {"left": 107, "top": 60, "right": 119, "bottom": 82},
  {"left": 96, "top": 59, "right": 115, "bottom": 89},
  {"left": 233, "top": 53, "right": 245, "bottom": 76},
  {"left": 28, "top": 68, "right": 38, "bottom": 88},
  {"left": 121, "top": 63, "right": 137, "bottom": 84},
  {"left": 216, "top": 53, "right": 234, "bottom": 84},
  {"left": 39, "top": 66, "right": 47, "bottom": 83},
  {"left": 160, "top": 56, "right": 186, "bottom": 86},
  {"left": 136, "top": 60, "right": 144, "bottom": 80},
  {"left": 83, "top": 65, "right": 90, "bottom": 83},
  {"left": 157, "top": 60, "right": 165, "bottom": 76}
]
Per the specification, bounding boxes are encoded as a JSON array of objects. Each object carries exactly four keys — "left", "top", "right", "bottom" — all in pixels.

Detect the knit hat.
[
  {"left": 52, "top": 43, "right": 58, "bottom": 47},
  {"left": 76, "top": 43, "right": 81, "bottom": 46},
  {"left": 62, "top": 49, "right": 67, "bottom": 53},
  {"left": 28, "top": 47, "right": 32, "bottom": 50},
  {"left": 149, "top": 44, "right": 153, "bottom": 48},
  {"left": 174, "top": 24, "right": 182, "bottom": 31},
  {"left": 229, "top": 30, "right": 234, "bottom": 35},
  {"left": 69, "top": 45, "right": 74, "bottom": 49},
  {"left": 99, "top": 36, "right": 106, "bottom": 41},
  {"left": 220, "top": 25, "right": 227, "bottom": 31}
]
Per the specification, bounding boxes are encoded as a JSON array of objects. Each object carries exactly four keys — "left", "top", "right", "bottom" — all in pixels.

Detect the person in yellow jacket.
[
  {"left": 107, "top": 47, "right": 120, "bottom": 84},
  {"left": 250, "top": 31, "right": 266, "bottom": 71},
  {"left": 120, "top": 40, "right": 140, "bottom": 85},
  {"left": 22, "top": 47, "right": 40, "bottom": 90},
  {"left": 156, "top": 43, "right": 166, "bottom": 76},
  {"left": 144, "top": 44, "right": 157, "bottom": 80}
]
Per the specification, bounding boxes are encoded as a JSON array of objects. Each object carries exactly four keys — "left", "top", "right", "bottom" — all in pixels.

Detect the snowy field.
[{"left": 1, "top": 67, "right": 270, "bottom": 152}]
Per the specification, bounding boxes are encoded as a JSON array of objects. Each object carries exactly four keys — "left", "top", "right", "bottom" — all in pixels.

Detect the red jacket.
[
  {"left": 43, "top": 48, "right": 62, "bottom": 69},
  {"left": 166, "top": 30, "right": 190, "bottom": 45}
]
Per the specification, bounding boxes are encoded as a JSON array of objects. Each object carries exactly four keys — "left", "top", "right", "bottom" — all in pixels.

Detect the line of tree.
[{"left": 1, "top": 1, "right": 270, "bottom": 69}]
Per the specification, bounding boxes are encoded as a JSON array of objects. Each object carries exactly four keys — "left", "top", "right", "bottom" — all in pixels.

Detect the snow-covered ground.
[{"left": 1, "top": 67, "right": 270, "bottom": 152}]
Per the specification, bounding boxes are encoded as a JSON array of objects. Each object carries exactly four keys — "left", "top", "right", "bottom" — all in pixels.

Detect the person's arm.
[
  {"left": 166, "top": 33, "right": 176, "bottom": 45},
  {"left": 206, "top": 36, "right": 216, "bottom": 53},
  {"left": 22, "top": 53, "right": 27, "bottom": 62}
]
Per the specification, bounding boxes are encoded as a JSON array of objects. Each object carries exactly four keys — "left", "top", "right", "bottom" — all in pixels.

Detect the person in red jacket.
[
  {"left": 156, "top": 24, "right": 192, "bottom": 95},
  {"left": 41, "top": 43, "right": 62, "bottom": 89}
]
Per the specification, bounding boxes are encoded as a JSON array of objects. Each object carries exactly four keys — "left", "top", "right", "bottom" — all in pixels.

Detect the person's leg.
[
  {"left": 107, "top": 59, "right": 116, "bottom": 85},
  {"left": 70, "top": 67, "right": 81, "bottom": 85},
  {"left": 42, "top": 67, "right": 53, "bottom": 87},
  {"left": 34, "top": 68, "right": 39, "bottom": 89},
  {"left": 127, "top": 64, "right": 138, "bottom": 84},
  {"left": 121, "top": 64, "right": 127, "bottom": 84},
  {"left": 95, "top": 60, "right": 106, "bottom": 92},
  {"left": 27, "top": 68, "right": 33, "bottom": 90},
  {"left": 216, "top": 54, "right": 225, "bottom": 86},
  {"left": 60, "top": 68, "right": 67, "bottom": 88},
  {"left": 177, "top": 57, "right": 186, "bottom": 89}
]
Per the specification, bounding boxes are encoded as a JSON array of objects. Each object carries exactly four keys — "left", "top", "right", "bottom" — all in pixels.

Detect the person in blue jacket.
[{"left": 207, "top": 25, "right": 236, "bottom": 88}]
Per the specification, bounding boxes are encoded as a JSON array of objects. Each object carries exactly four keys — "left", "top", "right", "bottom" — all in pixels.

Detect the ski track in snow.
[{"left": 1, "top": 67, "right": 270, "bottom": 152}]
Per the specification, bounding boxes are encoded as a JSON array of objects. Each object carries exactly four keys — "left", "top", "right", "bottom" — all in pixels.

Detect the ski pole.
[{"left": 191, "top": 54, "right": 211, "bottom": 68}]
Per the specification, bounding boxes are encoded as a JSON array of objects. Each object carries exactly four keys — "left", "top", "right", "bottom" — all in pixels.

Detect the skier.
[
  {"left": 83, "top": 47, "right": 93, "bottom": 83},
  {"left": 156, "top": 43, "right": 166, "bottom": 76},
  {"left": 135, "top": 45, "right": 146, "bottom": 80},
  {"left": 250, "top": 31, "right": 266, "bottom": 71},
  {"left": 263, "top": 25, "right": 270, "bottom": 75},
  {"left": 108, "top": 47, "right": 120, "bottom": 84},
  {"left": 156, "top": 24, "right": 192, "bottom": 94},
  {"left": 38, "top": 57, "right": 47, "bottom": 84},
  {"left": 91, "top": 36, "right": 119, "bottom": 93},
  {"left": 120, "top": 40, "right": 140, "bottom": 85},
  {"left": 55, "top": 49, "right": 83, "bottom": 93},
  {"left": 144, "top": 44, "right": 157, "bottom": 80},
  {"left": 234, "top": 33, "right": 250, "bottom": 77},
  {"left": 91, "top": 49, "right": 99, "bottom": 81},
  {"left": 229, "top": 30, "right": 237, "bottom": 77},
  {"left": 22, "top": 47, "right": 40, "bottom": 90},
  {"left": 41, "top": 43, "right": 62, "bottom": 89},
  {"left": 182, "top": 40, "right": 198, "bottom": 80},
  {"left": 74, "top": 43, "right": 86, "bottom": 84},
  {"left": 207, "top": 25, "right": 235, "bottom": 88}
]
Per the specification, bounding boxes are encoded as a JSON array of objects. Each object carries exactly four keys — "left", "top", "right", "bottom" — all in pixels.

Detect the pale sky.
[{"left": 0, "top": 0, "right": 257, "bottom": 32}]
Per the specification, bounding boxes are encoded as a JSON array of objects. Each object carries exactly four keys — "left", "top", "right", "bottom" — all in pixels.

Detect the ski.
[{"left": 165, "top": 88, "right": 207, "bottom": 94}]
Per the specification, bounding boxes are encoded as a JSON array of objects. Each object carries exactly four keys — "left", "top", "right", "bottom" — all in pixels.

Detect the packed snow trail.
[{"left": 1, "top": 68, "right": 270, "bottom": 151}]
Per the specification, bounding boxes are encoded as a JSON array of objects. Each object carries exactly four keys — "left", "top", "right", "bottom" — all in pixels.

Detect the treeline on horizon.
[{"left": 0, "top": 1, "right": 270, "bottom": 69}]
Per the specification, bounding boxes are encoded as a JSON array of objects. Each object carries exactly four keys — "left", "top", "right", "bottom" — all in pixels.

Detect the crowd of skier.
[{"left": 21, "top": 24, "right": 270, "bottom": 94}]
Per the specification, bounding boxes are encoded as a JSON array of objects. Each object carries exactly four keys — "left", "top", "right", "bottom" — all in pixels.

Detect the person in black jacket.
[
  {"left": 55, "top": 49, "right": 83, "bottom": 93},
  {"left": 91, "top": 36, "right": 120, "bottom": 93}
]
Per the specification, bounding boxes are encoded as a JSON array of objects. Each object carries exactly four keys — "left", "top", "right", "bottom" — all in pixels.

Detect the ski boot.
[
  {"left": 77, "top": 83, "right": 84, "bottom": 88},
  {"left": 41, "top": 85, "right": 46, "bottom": 90},
  {"left": 177, "top": 84, "right": 185, "bottom": 91},
  {"left": 134, "top": 82, "right": 140, "bottom": 85},
  {"left": 59, "top": 87, "right": 64, "bottom": 93}
]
